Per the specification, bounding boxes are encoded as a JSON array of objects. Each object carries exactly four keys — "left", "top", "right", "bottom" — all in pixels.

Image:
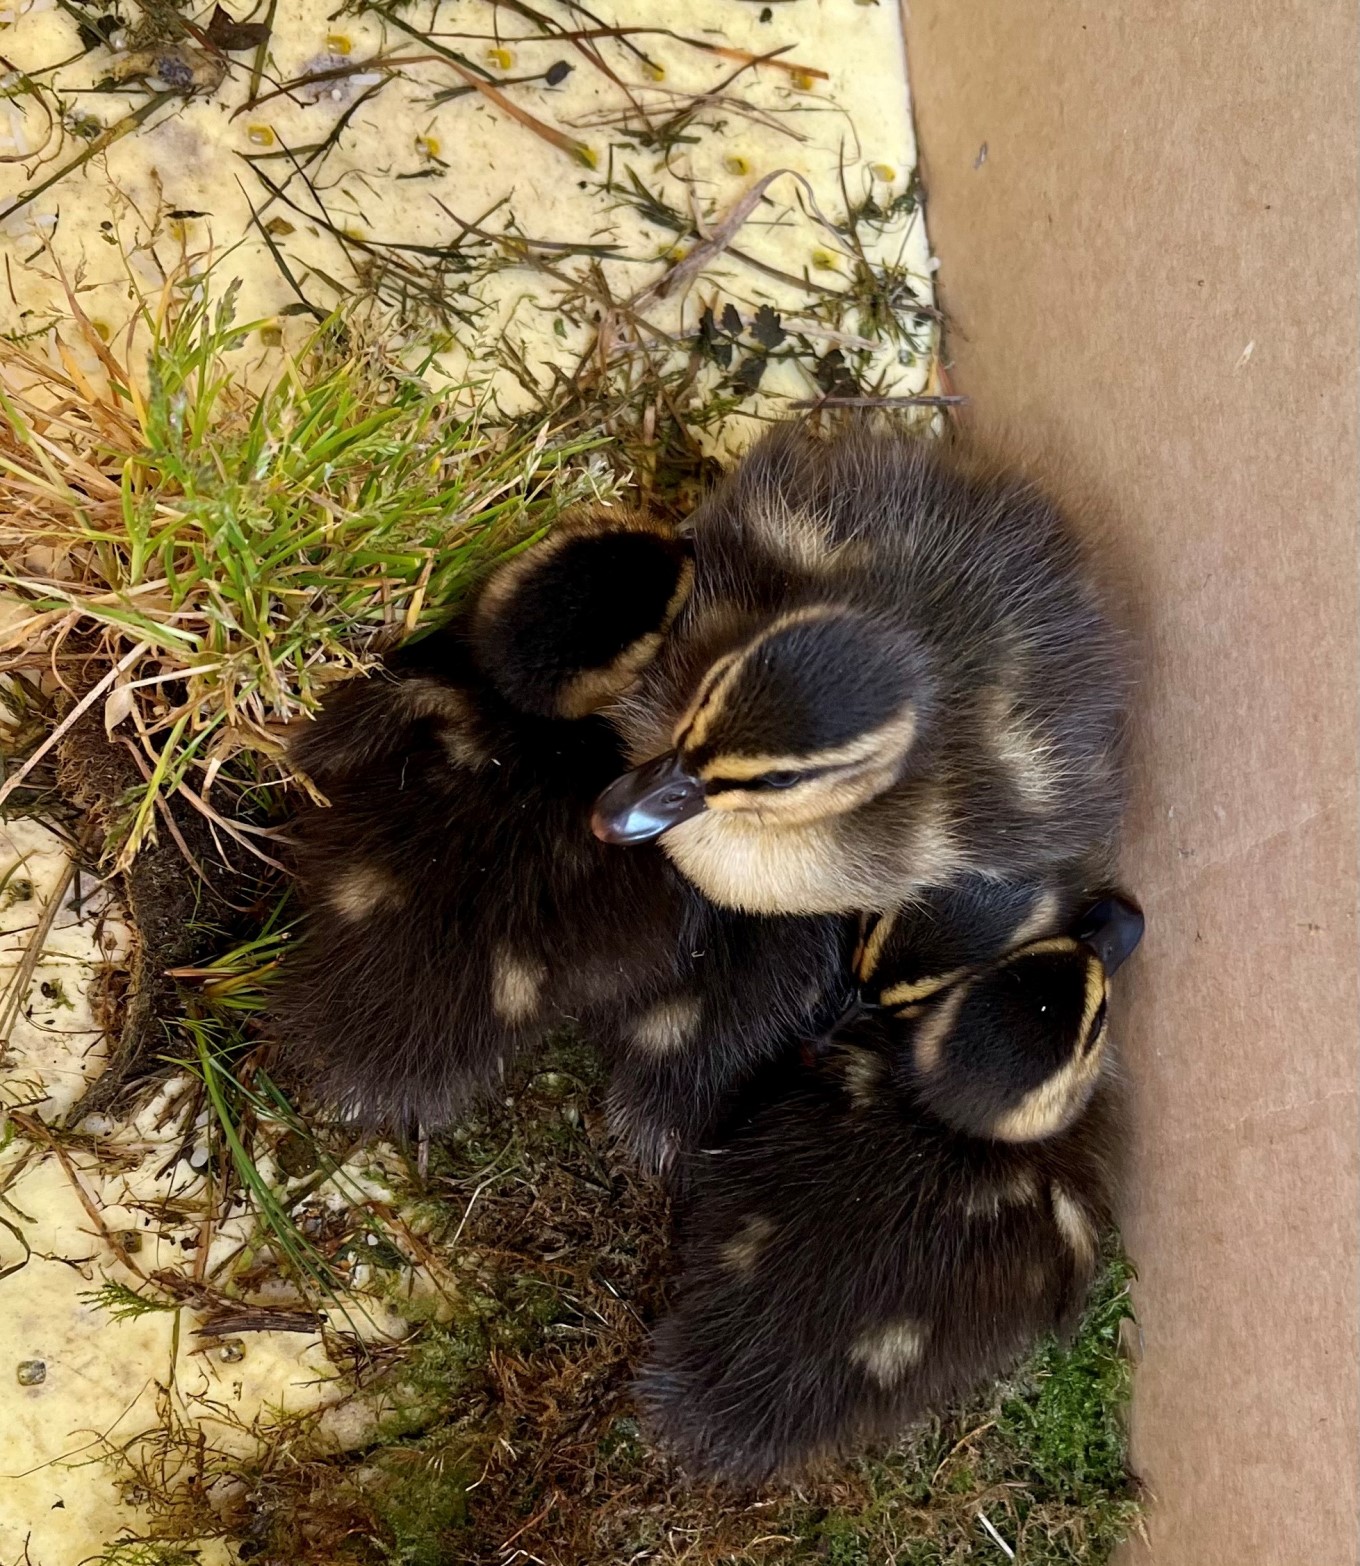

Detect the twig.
[
  {"left": 380, "top": 11, "right": 595, "bottom": 166},
  {"left": 9, "top": 1112, "right": 148, "bottom": 1277},
  {"left": 634, "top": 169, "right": 792, "bottom": 306},
  {"left": 0, "top": 857, "right": 74, "bottom": 1051},
  {"left": 0, "top": 93, "right": 177, "bottom": 226},
  {"left": 976, "top": 1511, "right": 1016, "bottom": 1559}
]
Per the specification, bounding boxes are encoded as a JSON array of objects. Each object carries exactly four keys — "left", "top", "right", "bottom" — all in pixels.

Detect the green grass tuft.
[{"left": 0, "top": 270, "right": 615, "bottom": 864}]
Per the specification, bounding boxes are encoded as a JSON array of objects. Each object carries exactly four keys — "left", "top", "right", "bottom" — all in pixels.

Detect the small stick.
[
  {"left": 0, "top": 858, "right": 74, "bottom": 1051},
  {"left": 9, "top": 1112, "right": 148, "bottom": 1279},
  {"left": 694, "top": 41, "right": 828, "bottom": 79},
  {"left": 636, "top": 169, "right": 790, "bottom": 305},
  {"left": 381, "top": 12, "right": 595, "bottom": 166},
  {"left": 788, "top": 394, "right": 969, "bottom": 409},
  {"left": 0, "top": 93, "right": 176, "bottom": 226},
  {"left": 976, "top": 1511, "right": 1016, "bottom": 1560}
]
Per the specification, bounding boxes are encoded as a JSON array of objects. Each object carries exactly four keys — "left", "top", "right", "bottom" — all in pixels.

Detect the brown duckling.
[
  {"left": 275, "top": 509, "right": 850, "bottom": 1150},
  {"left": 637, "top": 889, "right": 1143, "bottom": 1484},
  {"left": 595, "top": 422, "right": 1128, "bottom": 916}
]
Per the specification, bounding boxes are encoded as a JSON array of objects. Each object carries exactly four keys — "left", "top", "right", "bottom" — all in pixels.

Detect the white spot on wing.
[
  {"left": 491, "top": 947, "right": 546, "bottom": 1024},
  {"left": 851, "top": 1317, "right": 929, "bottom": 1386},
  {"left": 721, "top": 1214, "right": 775, "bottom": 1275},
  {"left": 328, "top": 865, "right": 405, "bottom": 921},
  {"left": 1050, "top": 1182, "right": 1097, "bottom": 1270},
  {"left": 630, "top": 994, "right": 702, "bottom": 1053}
]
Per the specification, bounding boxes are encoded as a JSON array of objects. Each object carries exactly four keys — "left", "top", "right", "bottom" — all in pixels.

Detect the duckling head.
[
  {"left": 470, "top": 510, "right": 692, "bottom": 720},
  {"left": 882, "top": 894, "right": 1144, "bottom": 1142},
  {"left": 591, "top": 606, "right": 937, "bottom": 911}
]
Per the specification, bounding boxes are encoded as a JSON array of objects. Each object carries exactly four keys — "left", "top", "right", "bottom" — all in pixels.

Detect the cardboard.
[{"left": 899, "top": 3, "right": 1360, "bottom": 1560}]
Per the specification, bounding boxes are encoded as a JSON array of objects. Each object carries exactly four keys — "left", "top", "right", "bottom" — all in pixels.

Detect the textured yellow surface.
[{"left": 1, "top": 0, "right": 935, "bottom": 451}]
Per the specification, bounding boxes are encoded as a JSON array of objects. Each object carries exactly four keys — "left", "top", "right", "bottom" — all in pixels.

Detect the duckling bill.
[{"left": 638, "top": 891, "right": 1143, "bottom": 1484}]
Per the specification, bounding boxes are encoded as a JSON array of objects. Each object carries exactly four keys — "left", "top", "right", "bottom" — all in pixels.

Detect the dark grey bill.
[
  {"left": 591, "top": 752, "right": 707, "bottom": 845},
  {"left": 1074, "top": 894, "right": 1145, "bottom": 976}
]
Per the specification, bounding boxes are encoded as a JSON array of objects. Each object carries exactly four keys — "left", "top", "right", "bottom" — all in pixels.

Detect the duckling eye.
[{"left": 752, "top": 770, "right": 802, "bottom": 790}]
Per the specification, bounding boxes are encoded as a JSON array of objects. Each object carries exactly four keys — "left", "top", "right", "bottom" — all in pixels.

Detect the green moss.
[
  {"left": 999, "top": 1255, "right": 1137, "bottom": 1502},
  {"left": 782, "top": 1253, "right": 1141, "bottom": 1565},
  {"left": 362, "top": 1435, "right": 478, "bottom": 1566}
]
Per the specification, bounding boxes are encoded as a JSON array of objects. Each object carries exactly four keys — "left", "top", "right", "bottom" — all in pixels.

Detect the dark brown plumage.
[
  {"left": 637, "top": 887, "right": 1143, "bottom": 1484},
  {"left": 273, "top": 509, "right": 848, "bottom": 1159},
  {"left": 277, "top": 420, "right": 1131, "bottom": 1172}
]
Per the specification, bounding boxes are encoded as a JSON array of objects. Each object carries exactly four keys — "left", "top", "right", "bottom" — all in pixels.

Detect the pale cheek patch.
[
  {"left": 664, "top": 811, "right": 864, "bottom": 914},
  {"left": 987, "top": 1045, "right": 1103, "bottom": 1142},
  {"left": 491, "top": 947, "right": 547, "bottom": 1025},
  {"left": 328, "top": 865, "right": 407, "bottom": 922},
  {"left": 721, "top": 1214, "right": 776, "bottom": 1276},
  {"left": 837, "top": 1045, "right": 887, "bottom": 1109},
  {"left": 630, "top": 994, "right": 703, "bottom": 1053},
  {"left": 1049, "top": 1182, "right": 1098, "bottom": 1271},
  {"left": 850, "top": 1317, "right": 930, "bottom": 1387}
]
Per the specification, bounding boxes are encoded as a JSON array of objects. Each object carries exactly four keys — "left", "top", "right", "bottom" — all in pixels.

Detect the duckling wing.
[{"left": 597, "top": 909, "right": 853, "bottom": 1176}]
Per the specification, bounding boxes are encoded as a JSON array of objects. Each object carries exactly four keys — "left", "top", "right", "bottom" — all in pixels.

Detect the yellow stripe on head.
[
  {"left": 855, "top": 907, "right": 900, "bottom": 983},
  {"left": 878, "top": 967, "right": 969, "bottom": 1009},
  {"left": 673, "top": 606, "right": 846, "bottom": 754}
]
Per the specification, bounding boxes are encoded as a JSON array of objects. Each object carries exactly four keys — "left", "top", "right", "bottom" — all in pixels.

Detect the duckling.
[
  {"left": 274, "top": 508, "right": 849, "bottom": 1150},
  {"left": 594, "top": 422, "right": 1129, "bottom": 916},
  {"left": 637, "top": 890, "right": 1144, "bottom": 1484}
]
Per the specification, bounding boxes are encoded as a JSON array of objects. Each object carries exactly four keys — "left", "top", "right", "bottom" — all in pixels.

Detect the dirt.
[{"left": 55, "top": 707, "right": 264, "bottom": 1114}]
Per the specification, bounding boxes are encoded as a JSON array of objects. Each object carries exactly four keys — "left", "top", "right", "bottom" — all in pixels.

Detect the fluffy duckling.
[
  {"left": 595, "top": 422, "right": 1128, "bottom": 916},
  {"left": 637, "top": 889, "right": 1143, "bottom": 1484},
  {"left": 275, "top": 510, "right": 849, "bottom": 1148}
]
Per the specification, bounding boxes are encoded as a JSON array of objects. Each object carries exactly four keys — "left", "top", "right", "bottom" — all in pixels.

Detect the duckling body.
[
  {"left": 598, "top": 424, "right": 1128, "bottom": 916},
  {"left": 276, "top": 511, "right": 848, "bottom": 1146},
  {"left": 637, "top": 890, "right": 1143, "bottom": 1483}
]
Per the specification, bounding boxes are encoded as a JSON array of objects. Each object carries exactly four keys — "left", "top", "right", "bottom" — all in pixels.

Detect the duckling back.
[
  {"left": 276, "top": 624, "right": 685, "bottom": 1129},
  {"left": 638, "top": 890, "right": 1139, "bottom": 1483}
]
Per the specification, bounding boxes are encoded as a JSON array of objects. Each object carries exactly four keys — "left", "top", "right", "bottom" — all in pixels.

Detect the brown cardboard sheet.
[{"left": 899, "top": 3, "right": 1359, "bottom": 1561}]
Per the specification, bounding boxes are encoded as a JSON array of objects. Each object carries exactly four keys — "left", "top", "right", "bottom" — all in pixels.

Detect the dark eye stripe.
[{"left": 705, "top": 762, "right": 842, "bottom": 793}]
